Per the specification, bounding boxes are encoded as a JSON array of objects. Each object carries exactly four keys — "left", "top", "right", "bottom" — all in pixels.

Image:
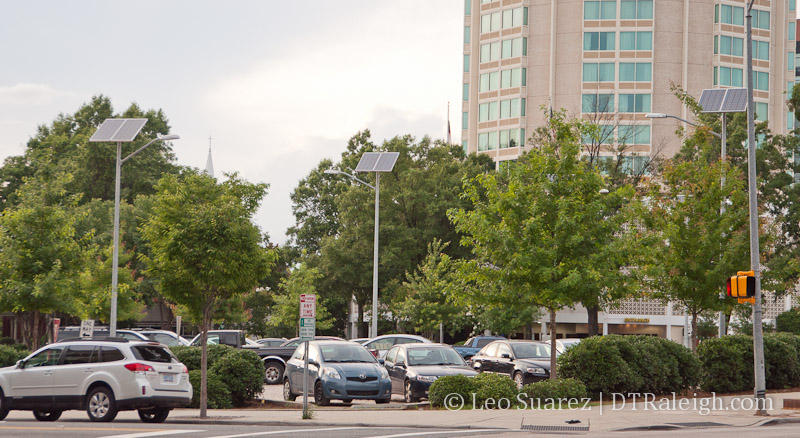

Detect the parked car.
[
  {"left": 555, "top": 338, "right": 583, "bottom": 355},
  {"left": 189, "top": 330, "right": 248, "bottom": 347},
  {"left": 256, "top": 338, "right": 287, "bottom": 347},
  {"left": 452, "top": 336, "right": 506, "bottom": 361},
  {"left": 384, "top": 343, "right": 478, "bottom": 402},
  {"left": 258, "top": 336, "right": 345, "bottom": 385},
  {"left": 349, "top": 338, "right": 371, "bottom": 344},
  {"left": 283, "top": 340, "right": 391, "bottom": 405},
  {"left": 0, "top": 338, "right": 191, "bottom": 422},
  {"left": 470, "top": 340, "right": 551, "bottom": 389},
  {"left": 57, "top": 327, "right": 149, "bottom": 343},
  {"left": 363, "top": 334, "right": 432, "bottom": 359},
  {"left": 134, "top": 330, "right": 189, "bottom": 347}
]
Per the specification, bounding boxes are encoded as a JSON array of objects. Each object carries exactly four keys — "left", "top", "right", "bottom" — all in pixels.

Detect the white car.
[
  {"left": 136, "top": 330, "right": 190, "bottom": 347},
  {"left": 0, "top": 339, "right": 191, "bottom": 423},
  {"left": 363, "top": 334, "right": 432, "bottom": 359}
]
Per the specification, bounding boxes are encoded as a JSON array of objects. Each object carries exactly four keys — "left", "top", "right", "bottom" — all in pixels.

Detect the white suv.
[{"left": 0, "top": 339, "right": 191, "bottom": 423}]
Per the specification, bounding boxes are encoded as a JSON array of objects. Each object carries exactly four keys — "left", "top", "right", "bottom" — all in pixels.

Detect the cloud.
[{"left": 0, "top": 83, "right": 74, "bottom": 106}]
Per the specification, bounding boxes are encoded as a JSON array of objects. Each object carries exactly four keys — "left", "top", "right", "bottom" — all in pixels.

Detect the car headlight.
[
  {"left": 416, "top": 375, "right": 438, "bottom": 383},
  {"left": 379, "top": 367, "right": 389, "bottom": 379},
  {"left": 322, "top": 367, "right": 341, "bottom": 379},
  {"left": 526, "top": 367, "right": 546, "bottom": 374}
]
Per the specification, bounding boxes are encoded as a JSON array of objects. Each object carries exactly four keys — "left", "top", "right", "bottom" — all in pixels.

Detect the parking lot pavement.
[{"left": 259, "top": 383, "right": 409, "bottom": 406}]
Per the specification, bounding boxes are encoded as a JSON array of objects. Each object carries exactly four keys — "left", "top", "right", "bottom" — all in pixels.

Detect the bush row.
[
  {"left": 558, "top": 335, "right": 700, "bottom": 399},
  {"left": 428, "top": 374, "right": 587, "bottom": 409},
  {"left": 170, "top": 345, "right": 263, "bottom": 408},
  {"left": 0, "top": 344, "right": 30, "bottom": 367},
  {"left": 697, "top": 333, "right": 800, "bottom": 392}
]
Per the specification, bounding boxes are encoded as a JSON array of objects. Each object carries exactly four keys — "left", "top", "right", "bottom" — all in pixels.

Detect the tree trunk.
[
  {"left": 549, "top": 309, "right": 557, "bottom": 380},
  {"left": 31, "top": 311, "right": 41, "bottom": 351},
  {"left": 200, "top": 297, "right": 213, "bottom": 419},
  {"left": 587, "top": 305, "right": 599, "bottom": 337},
  {"left": 691, "top": 310, "right": 698, "bottom": 353},
  {"left": 357, "top": 300, "right": 367, "bottom": 338}
]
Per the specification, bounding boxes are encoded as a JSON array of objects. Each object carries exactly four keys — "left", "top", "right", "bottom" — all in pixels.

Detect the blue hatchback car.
[{"left": 283, "top": 340, "right": 392, "bottom": 405}]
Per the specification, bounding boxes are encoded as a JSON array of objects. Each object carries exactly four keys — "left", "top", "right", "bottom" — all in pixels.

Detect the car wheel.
[
  {"left": 341, "top": 399, "right": 353, "bottom": 404},
  {"left": 264, "top": 361, "right": 284, "bottom": 385},
  {"left": 404, "top": 380, "right": 419, "bottom": 403},
  {"left": 283, "top": 378, "right": 297, "bottom": 401},
  {"left": 86, "top": 386, "right": 118, "bottom": 422},
  {"left": 314, "top": 381, "right": 330, "bottom": 406},
  {"left": 0, "top": 389, "right": 9, "bottom": 421},
  {"left": 513, "top": 372, "right": 525, "bottom": 390},
  {"left": 138, "top": 407, "right": 170, "bottom": 423},
  {"left": 33, "top": 410, "right": 62, "bottom": 421}
]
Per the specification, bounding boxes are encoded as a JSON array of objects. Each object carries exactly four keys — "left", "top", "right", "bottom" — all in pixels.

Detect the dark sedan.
[
  {"left": 470, "top": 340, "right": 551, "bottom": 389},
  {"left": 383, "top": 343, "right": 478, "bottom": 402}
]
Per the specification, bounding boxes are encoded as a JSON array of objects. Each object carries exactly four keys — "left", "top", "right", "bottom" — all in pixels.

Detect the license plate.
[{"left": 163, "top": 374, "right": 174, "bottom": 383}]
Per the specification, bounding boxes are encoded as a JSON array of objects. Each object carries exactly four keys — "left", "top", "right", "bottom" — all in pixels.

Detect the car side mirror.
[
  {"left": 307, "top": 359, "right": 318, "bottom": 366},
  {"left": 15, "top": 359, "right": 23, "bottom": 369},
  {"left": 378, "top": 358, "right": 385, "bottom": 365},
  {"left": 501, "top": 353, "right": 511, "bottom": 359},
  {"left": 396, "top": 360, "right": 406, "bottom": 368}
]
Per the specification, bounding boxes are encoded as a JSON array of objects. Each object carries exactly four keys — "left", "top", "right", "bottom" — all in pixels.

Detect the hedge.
[
  {"left": 171, "top": 345, "right": 262, "bottom": 407},
  {"left": 0, "top": 345, "right": 29, "bottom": 367},
  {"left": 188, "top": 370, "right": 232, "bottom": 409},
  {"left": 520, "top": 378, "right": 587, "bottom": 402}
]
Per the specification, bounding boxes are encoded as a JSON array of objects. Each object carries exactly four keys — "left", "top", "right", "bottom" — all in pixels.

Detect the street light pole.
[
  {"left": 110, "top": 134, "right": 179, "bottom": 337},
  {"left": 745, "top": 0, "right": 767, "bottom": 414}
]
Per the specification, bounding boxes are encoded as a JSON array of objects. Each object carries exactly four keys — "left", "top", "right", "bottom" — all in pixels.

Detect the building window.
[
  {"left": 462, "top": 140, "right": 468, "bottom": 155},
  {"left": 719, "top": 35, "right": 744, "bottom": 56},
  {"left": 584, "top": 1, "right": 617, "bottom": 20},
  {"left": 755, "top": 71, "right": 769, "bottom": 91},
  {"left": 584, "top": 32, "right": 616, "bottom": 51},
  {"left": 755, "top": 102, "right": 768, "bottom": 121},
  {"left": 618, "top": 94, "right": 651, "bottom": 113},
  {"left": 463, "top": 83, "right": 469, "bottom": 101},
  {"left": 480, "top": 42, "right": 501, "bottom": 62},
  {"left": 583, "top": 63, "right": 616, "bottom": 82},
  {"left": 753, "top": 10, "right": 770, "bottom": 30},
  {"left": 582, "top": 94, "right": 615, "bottom": 113},
  {"left": 481, "top": 12, "right": 501, "bottom": 33},
  {"left": 713, "top": 66, "right": 718, "bottom": 85},
  {"left": 464, "top": 26, "right": 470, "bottom": 44},
  {"left": 620, "top": 0, "right": 653, "bottom": 19},
  {"left": 620, "top": 31, "right": 652, "bottom": 50},
  {"left": 499, "top": 128, "right": 524, "bottom": 148},
  {"left": 502, "top": 7, "right": 527, "bottom": 28},
  {"left": 619, "top": 62, "right": 651, "bottom": 82},
  {"left": 500, "top": 67, "right": 526, "bottom": 88},
  {"left": 479, "top": 102, "right": 499, "bottom": 122},
  {"left": 717, "top": 4, "right": 744, "bottom": 26},
  {"left": 480, "top": 71, "right": 500, "bottom": 92},
  {"left": 790, "top": 53, "right": 796, "bottom": 72},
  {"left": 751, "top": 40, "right": 769, "bottom": 60},
  {"left": 790, "top": 22, "right": 796, "bottom": 41},
  {"left": 464, "top": 54, "right": 470, "bottom": 72},
  {"left": 462, "top": 111, "right": 468, "bottom": 130},
  {"left": 618, "top": 125, "right": 651, "bottom": 145},
  {"left": 488, "top": 131, "right": 498, "bottom": 150},
  {"left": 718, "top": 66, "right": 743, "bottom": 86},
  {"left": 792, "top": 0, "right": 796, "bottom": 12},
  {"left": 478, "top": 132, "right": 488, "bottom": 151},
  {"left": 499, "top": 98, "right": 526, "bottom": 119},
  {"left": 500, "top": 37, "right": 527, "bottom": 58},
  {"left": 465, "top": 0, "right": 471, "bottom": 15}
]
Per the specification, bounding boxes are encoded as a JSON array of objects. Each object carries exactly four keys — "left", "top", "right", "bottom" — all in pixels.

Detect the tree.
[
  {"left": 449, "top": 115, "right": 628, "bottom": 378},
  {"left": 0, "top": 174, "right": 86, "bottom": 349},
  {"left": 142, "top": 170, "right": 274, "bottom": 418},
  {"left": 263, "top": 264, "right": 334, "bottom": 337},
  {"left": 640, "top": 157, "right": 750, "bottom": 352}
]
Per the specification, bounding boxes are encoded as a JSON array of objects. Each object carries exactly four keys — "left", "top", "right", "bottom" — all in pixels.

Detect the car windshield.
[
  {"left": 319, "top": 344, "right": 376, "bottom": 363},
  {"left": 132, "top": 346, "right": 178, "bottom": 363},
  {"left": 511, "top": 343, "right": 551, "bottom": 359},
  {"left": 407, "top": 347, "right": 465, "bottom": 366}
]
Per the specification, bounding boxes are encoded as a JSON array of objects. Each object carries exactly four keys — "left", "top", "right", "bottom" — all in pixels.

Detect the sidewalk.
[{"left": 6, "top": 391, "right": 800, "bottom": 433}]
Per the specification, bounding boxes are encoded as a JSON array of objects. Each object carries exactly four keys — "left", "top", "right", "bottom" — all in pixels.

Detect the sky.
[{"left": 0, "top": 1, "right": 463, "bottom": 245}]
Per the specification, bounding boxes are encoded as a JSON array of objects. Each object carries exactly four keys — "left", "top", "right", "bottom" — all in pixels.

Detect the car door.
[
  {"left": 392, "top": 348, "right": 408, "bottom": 394},
  {"left": 474, "top": 343, "right": 498, "bottom": 373},
  {"left": 53, "top": 345, "right": 97, "bottom": 408},
  {"left": 384, "top": 346, "right": 402, "bottom": 394},
  {"left": 495, "top": 343, "right": 515, "bottom": 377},
  {"left": 286, "top": 346, "right": 304, "bottom": 391},
  {"left": 7, "top": 346, "right": 64, "bottom": 408}
]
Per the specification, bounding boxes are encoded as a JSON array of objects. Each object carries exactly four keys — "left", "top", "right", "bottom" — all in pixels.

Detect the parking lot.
[{"left": 259, "top": 383, "right": 409, "bottom": 406}]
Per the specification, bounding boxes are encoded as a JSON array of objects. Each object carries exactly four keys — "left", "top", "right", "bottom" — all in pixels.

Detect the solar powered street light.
[{"left": 89, "top": 119, "right": 179, "bottom": 337}]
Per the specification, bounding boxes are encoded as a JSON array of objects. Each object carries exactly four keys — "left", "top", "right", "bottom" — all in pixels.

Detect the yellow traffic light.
[{"left": 727, "top": 271, "right": 755, "bottom": 302}]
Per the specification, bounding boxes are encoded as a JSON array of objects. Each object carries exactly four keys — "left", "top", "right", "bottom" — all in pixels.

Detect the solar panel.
[
  {"left": 355, "top": 152, "right": 399, "bottom": 173},
  {"left": 698, "top": 89, "right": 726, "bottom": 113},
  {"left": 719, "top": 88, "right": 748, "bottom": 113},
  {"left": 89, "top": 118, "right": 147, "bottom": 142}
]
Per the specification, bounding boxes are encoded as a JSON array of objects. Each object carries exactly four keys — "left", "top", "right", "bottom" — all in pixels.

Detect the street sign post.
[
  {"left": 300, "top": 294, "right": 316, "bottom": 418},
  {"left": 79, "top": 320, "right": 95, "bottom": 339},
  {"left": 53, "top": 318, "right": 61, "bottom": 342}
]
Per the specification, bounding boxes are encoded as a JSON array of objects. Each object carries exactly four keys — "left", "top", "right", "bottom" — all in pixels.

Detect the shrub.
[
  {"left": 764, "top": 334, "right": 800, "bottom": 389},
  {"left": 0, "top": 345, "right": 29, "bottom": 367},
  {"left": 429, "top": 375, "right": 478, "bottom": 408},
  {"left": 170, "top": 344, "right": 234, "bottom": 371},
  {"left": 768, "top": 332, "right": 800, "bottom": 386},
  {"left": 472, "top": 373, "right": 518, "bottom": 407},
  {"left": 0, "top": 337, "right": 17, "bottom": 346},
  {"left": 776, "top": 308, "right": 800, "bottom": 334},
  {"left": 558, "top": 336, "right": 639, "bottom": 399},
  {"left": 188, "top": 370, "right": 232, "bottom": 409},
  {"left": 210, "top": 348, "right": 264, "bottom": 406},
  {"left": 520, "top": 378, "right": 587, "bottom": 403},
  {"left": 697, "top": 335, "right": 753, "bottom": 393}
]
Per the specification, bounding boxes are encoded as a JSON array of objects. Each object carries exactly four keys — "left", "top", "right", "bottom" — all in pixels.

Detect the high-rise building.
[
  {"left": 461, "top": 0, "right": 797, "bottom": 342},
  {"left": 462, "top": 0, "right": 797, "bottom": 168}
]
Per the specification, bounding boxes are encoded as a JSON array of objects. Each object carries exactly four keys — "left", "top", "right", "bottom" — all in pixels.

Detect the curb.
[{"left": 167, "top": 417, "right": 505, "bottom": 430}]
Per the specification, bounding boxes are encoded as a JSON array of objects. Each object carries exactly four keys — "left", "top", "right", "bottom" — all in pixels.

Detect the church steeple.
[{"left": 205, "top": 135, "right": 215, "bottom": 177}]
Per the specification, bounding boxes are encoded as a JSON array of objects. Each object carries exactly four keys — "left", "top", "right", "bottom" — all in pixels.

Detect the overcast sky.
[{"left": 0, "top": 1, "right": 463, "bottom": 245}]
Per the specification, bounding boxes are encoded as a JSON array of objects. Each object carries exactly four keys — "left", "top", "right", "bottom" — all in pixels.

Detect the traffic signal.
[{"left": 727, "top": 271, "right": 755, "bottom": 301}]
